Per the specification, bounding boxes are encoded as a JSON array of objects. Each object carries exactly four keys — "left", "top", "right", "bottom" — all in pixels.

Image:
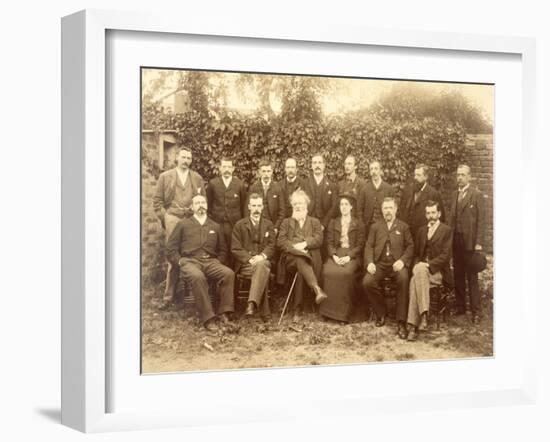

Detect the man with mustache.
[
  {"left": 277, "top": 190, "right": 328, "bottom": 321},
  {"left": 207, "top": 157, "right": 247, "bottom": 267},
  {"left": 304, "top": 154, "right": 338, "bottom": 229},
  {"left": 277, "top": 157, "right": 305, "bottom": 219},
  {"left": 398, "top": 164, "right": 445, "bottom": 242},
  {"left": 448, "top": 164, "right": 486, "bottom": 324},
  {"left": 362, "top": 160, "right": 395, "bottom": 235},
  {"left": 362, "top": 197, "right": 414, "bottom": 339},
  {"left": 166, "top": 194, "right": 235, "bottom": 332},
  {"left": 247, "top": 159, "right": 285, "bottom": 233},
  {"left": 153, "top": 146, "right": 206, "bottom": 310},
  {"left": 406, "top": 201, "right": 453, "bottom": 341},
  {"left": 231, "top": 193, "right": 276, "bottom": 318},
  {"left": 337, "top": 155, "right": 366, "bottom": 220}
]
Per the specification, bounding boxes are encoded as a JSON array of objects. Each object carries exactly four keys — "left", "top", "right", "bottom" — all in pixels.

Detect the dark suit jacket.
[
  {"left": 304, "top": 175, "right": 338, "bottom": 227},
  {"left": 414, "top": 222, "right": 453, "bottom": 288},
  {"left": 247, "top": 180, "right": 285, "bottom": 230},
  {"left": 231, "top": 217, "right": 276, "bottom": 274},
  {"left": 276, "top": 215, "right": 323, "bottom": 284},
  {"left": 206, "top": 176, "right": 247, "bottom": 226},
  {"left": 337, "top": 176, "right": 366, "bottom": 219},
  {"left": 364, "top": 218, "right": 414, "bottom": 267},
  {"left": 166, "top": 216, "right": 228, "bottom": 265},
  {"left": 362, "top": 180, "right": 395, "bottom": 225},
  {"left": 277, "top": 177, "right": 306, "bottom": 218},
  {"left": 326, "top": 217, "right": 366, "bottom": 261},
  {"left": 153, "top": 168, "right": 206, "bottom": 220},
  {"left": 448, "top": 186, "right": 486, "bottom": 250},
  {"left": 398, "top": 182, "right": 446, "bottom": 239}
]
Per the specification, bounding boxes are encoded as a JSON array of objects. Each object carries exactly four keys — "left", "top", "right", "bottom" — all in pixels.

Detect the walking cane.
[{"left": 278, "top": 272, "right": 298, "bottom": 327}]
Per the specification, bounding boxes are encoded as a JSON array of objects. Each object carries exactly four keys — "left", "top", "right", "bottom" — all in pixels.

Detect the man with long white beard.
[
  {"left": 166, "top": 194, "right": 235, "bottom": 332},
  {"left": 277, "top": 190, "right": 328, "bottom": 321}
]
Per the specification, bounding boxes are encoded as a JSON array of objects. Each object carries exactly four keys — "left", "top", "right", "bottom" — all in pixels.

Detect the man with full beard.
[{"left": 398, "top": 164, "right": 445, "bottom": 242}]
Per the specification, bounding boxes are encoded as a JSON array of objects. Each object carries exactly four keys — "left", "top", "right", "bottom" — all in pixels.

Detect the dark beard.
[{"left": 414, "top": 181, "right": 424, "bottom": 192}]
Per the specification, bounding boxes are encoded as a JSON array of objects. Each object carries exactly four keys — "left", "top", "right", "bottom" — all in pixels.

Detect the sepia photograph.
[{"left": 140, "top": 68, "right": 494, "bottom": 374}]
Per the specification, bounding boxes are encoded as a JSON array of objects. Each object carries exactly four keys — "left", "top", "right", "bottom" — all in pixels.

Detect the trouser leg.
[
  {"left": 163, "top": 213, "right": 183, "bottom": 302},
  {"left": 179, "top": 259, "right": 214, "bottom": 324},
  {"left": 394, "top": 267, "right": 409, "bottom": 322},
  {"left": 295, "top": 256, "right": 319, "bottom": 288},
  {"left": 203, "top": 259, "right": 235, "bottom": 315},
  {"left": 467, "top": 265, "right": 481, "bottom": 314},
  {"left": 362, "top": 266, "right": 388, "bottom": 319},
  {"left": 248, "top": 260, "right": 271, "bottom": 306},
  {"left": 453, "top": 233, "right": 467, "bottom": 311}
]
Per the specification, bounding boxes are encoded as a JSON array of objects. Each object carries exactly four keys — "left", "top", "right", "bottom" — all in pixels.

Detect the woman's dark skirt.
[{"left": 320, "top": 248, "right": 361, "bottom": 322}]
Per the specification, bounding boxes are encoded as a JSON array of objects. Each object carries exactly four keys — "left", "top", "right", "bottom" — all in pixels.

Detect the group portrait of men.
[{"left": 152, "top": 146, "right": 487, "bottom": 341}]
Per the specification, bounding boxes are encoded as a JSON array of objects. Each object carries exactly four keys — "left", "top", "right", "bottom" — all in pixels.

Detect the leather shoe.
[
  {"left": 204, "top": 319, "right": 219, "bottom": 332},
  {"left": 397, "top": 323, "right": 407, "bottom": 340},
  {"left": 407, "top": 328, "right": 418, "bottom": 342},
  {"left": 158, "top": 300, "right": 173, "bottom": 311},
  {"left": 220, "top": 312, "right": 232, "bottom": 324},
  {"left": 419, "top": 313, "right": 428, "bottom": 331},
  {"left": 245, "top": 302, "right": 256, "bottom": 317},
  {"left": 313, "top": 285, "right": 328, "bottom": 304},
  {"left": 375, "top": 315, "right": 385, "bottom": 327}
]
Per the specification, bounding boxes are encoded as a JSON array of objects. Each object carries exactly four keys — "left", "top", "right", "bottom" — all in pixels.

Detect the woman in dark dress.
[{"left": 320, "top": 194, "right": 366, "bottom": 323}]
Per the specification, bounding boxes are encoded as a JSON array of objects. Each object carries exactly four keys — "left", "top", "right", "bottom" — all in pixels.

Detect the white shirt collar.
[
  {"left": 428, "top": 219, "right": 440, "bottom": 230},
  {"left": 372, "top": 178, "right": 382, "bottom": 189},
  {"left": 458, "top": 183, "right": 470, "bottom": 193},
  {"left": 419, "top": 182, "right": 427, "bottom": 192},
  {"left": 314, "top": 174, "right": 324, "bottom": 185},
  {"left": 193, "top": 214, "right": 207, "bottom": 225},
  {"left": 286, "top": 176, "right": 297, "bottom": 183},
  {"left": 261, "top": 179, "right": 271, "bottom": 188},
  {"left": 222, "top": 176, "right": 232, "bottom": 188}
]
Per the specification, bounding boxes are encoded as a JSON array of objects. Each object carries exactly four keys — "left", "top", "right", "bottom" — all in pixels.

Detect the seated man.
[
  {"left": 231, "top": 193, "right": 276, "bottom": 319},
  {"left": 277, "top": 190, "right": 328, "bottom": 320},
  {"left": 362, "top": 197, "right": 414, "bottom": 339},
  {"left": 406, "top": 201, "right": 453, "bottom": 341},
  {"left": 166, "top": 194, "right": 235, "bottom": 332}
]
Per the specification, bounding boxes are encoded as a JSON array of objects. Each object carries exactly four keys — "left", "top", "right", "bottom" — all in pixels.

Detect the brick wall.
[{"left": 141, "top": 133, "right": 167, "bottom": 293}]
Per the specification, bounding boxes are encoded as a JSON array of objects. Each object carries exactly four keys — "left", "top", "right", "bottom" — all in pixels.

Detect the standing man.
[
  {"left": 232, "top": 193, "right": 276, "bottom": 318},
  {"left": 304, "top": 153, "right": 338, "bottom": 229},
  {"left": 362, "top": 197, "right": 414, "bottom": 339},
  {"left": 277, "top": 157, "right": 305, "bottom": 219},
  {"left": 166, "top": 195, "right": 235, "bottom": 332},
  {"left": 207, "top": 157, "right": 247, "bottom": 266},
  {"left": 362, "top": 160, "right": 395, "bottom": 235},
  {"left": 448, "top": 165, "right": 486, "bottom": 323},
  {"left": 248, "top": 159, "right": 285, "bottom": 233},
  {"left": 277, "top": 190, "right": 328, "bottom": 320},
  {"left": 153, "top": 146, "right": 206, "bottom": 310},
  {"left": 398, "top": 164, "right": 446, "bottom": 241},
  {"left": 406, "top": 201, "right": 453, "bottom": 341},
  {"left": 337, "top": 155, "right": 366, "bottom": 219}
]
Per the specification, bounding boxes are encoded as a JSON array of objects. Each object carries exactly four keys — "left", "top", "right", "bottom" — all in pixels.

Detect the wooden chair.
[{"left": 428, "top": 285, "right": 452, "bottom": 330}]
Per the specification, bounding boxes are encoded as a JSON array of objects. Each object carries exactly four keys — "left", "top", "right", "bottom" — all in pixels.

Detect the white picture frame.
[{"left": 61, "top": 9, "right": 537, "bottom": 433}]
